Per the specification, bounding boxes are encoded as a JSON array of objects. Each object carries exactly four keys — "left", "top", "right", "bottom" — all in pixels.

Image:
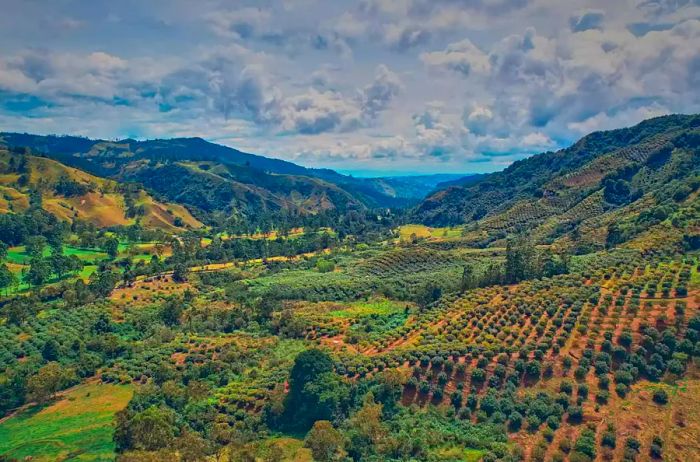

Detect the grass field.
[
  {"left": 3, "top": 243, "right": 165, "bottom": 293},
  {"left": 430, "top": 446, "right": 486, "bottom": 462},
  {"left": 398, "top": 224, "right": 464, "bottom": 241},
  {"left": 0, "top": 382, "right": 133, "bottom": 461},
  {"left": 7, "top": 245, "right": 108, "bottom": 265}
]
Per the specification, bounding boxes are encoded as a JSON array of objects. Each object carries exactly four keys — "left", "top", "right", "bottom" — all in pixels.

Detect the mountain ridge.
[{"left": 413, "top": 113, "right": 700, "bottom": 251}]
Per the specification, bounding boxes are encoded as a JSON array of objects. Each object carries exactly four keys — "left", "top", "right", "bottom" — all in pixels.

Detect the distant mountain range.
[
  {"left": 4, "top": 113, "right": 696, "bottom": 244},
  {"left": 0, "top": 133, "right": 477, "bottom": 229}
]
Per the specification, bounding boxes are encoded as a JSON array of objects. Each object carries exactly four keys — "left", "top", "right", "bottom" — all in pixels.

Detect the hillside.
[
  {"left": 0, "top": 114, "right": 698, "bottom": 462},
  {"left": 414, "top": 114, "right": 700, "bottom": 249},
  {"left": 0, "top": 134, "right": 418, "bottom": 214},
  {"left": 0, "top": 148, "right": 203, "bottom": 231}
]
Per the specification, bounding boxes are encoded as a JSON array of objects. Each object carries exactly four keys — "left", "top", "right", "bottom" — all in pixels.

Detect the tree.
[
  {"left": 281, "top": 349, "right": 349, "bottom": 431},
  {"left": 26, "top": 257, "right": 52, "bottom": 287},
  {"left": 417, "top": 282, "right": 442, "bottom": 309},
  {"left": 0, "top": 263, "right": 17, "bottom": 295},
  {"left": 26, "top": 362, "right": 76, "bottom": 403},
  {"left": 172, "top": 261, "right": 188, "bottom": 282},
  {"left": 606, "top": 223, "right": 624, "bottom": 248},
  {"left": 461, "top": 264, "right": 476, "bottom": 292},
  {"left": 42, "top": 339, "right": 60, "bottom": 361},
  {"left": 345, "top": 395, "right": 388, "bottom": 460},
  {"left": 505, "top": 236, "right": 536, "bottom": 283},
  {"left": 89, "top": 270, "right": 119, "bottom": 297},
  {"left": 103, "top": 237, "right": 120, "bottom": 259},
  {"left": 123, "top": 406, "right": 177, "bottom": 451},
  {"left": 305, "top": 420, "right": 345, "bottom": 462},
  {"left": 25, "top": 235, "right": 47, "bottom": 259},
  {"left": 51, "top": 254, "right": 83, "bottom": 279},
  {"left": 174, "top": 431, "right": 211, "bottom": 462},
  {"left": 160, "top": 297, "right": 183, "bottom": 326}
]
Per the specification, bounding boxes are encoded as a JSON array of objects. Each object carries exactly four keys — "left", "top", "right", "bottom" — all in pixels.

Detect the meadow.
[{"left": 0, "top": 383, "right": 132, "bottom": 461}]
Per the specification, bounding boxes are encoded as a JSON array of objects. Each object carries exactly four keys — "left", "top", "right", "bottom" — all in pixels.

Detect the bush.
[
  {"left": 615, "top": 383, "right": 628, "bottom": 397},
  {"left": 560, "top": 379, "right": 573, "bottom": 395},
  {"left": 601, "top": 430, "right": 616, "bottom": 448},
  {"left": 652, "top": 389, "right": 668, "bottom": 405},
  {"left": 650, "top": 435, "right": 663, "bottom": 459},
  {"left": 577, "top": 383, "right": 589, "bottom": 399},
  {"left": 595, "top": 390, "right": 609, "bottom": 404},
  {"left": 567, "top": 405, "right": 583, "bottom": 423}
]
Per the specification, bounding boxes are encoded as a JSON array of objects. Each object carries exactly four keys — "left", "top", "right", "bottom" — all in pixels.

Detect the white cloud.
[
  {"left": 360, "top": 64, "right": 403, "bottom": 117},
  {"left": 421, "top": 39, "right": 491, "bottom": 76},
  {"left": 279, "top": 89, "right": 362, "bottom": 134}
]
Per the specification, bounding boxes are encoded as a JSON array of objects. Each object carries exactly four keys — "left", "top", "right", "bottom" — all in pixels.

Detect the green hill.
[
  {"left": 0, "top": 134, "right": 417, "bottom": 217},
  {"left": 0, "top": 148, "right": 203, "bottom": 231},
  {"left": 413, "top": 114, "right": 700, "bottom": 250}
]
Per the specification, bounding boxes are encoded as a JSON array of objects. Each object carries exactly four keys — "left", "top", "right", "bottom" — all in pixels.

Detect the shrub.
[
  {"left": 567, "top": 405, "right": 583, "bottom": 423},
  {"left": 652, "top": 389, "right": 668, "bottom": 405},
  {"left": 615, "top": 383, "right": 628, "bottom": 397},
  {"left": 650, "top": 435, "right": 663, "bottom": 459},
  {"left": 560, "top": 379, "right": 573, "bottom": 395}
]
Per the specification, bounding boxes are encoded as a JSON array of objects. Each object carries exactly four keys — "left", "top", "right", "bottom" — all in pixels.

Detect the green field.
[
  {"left": 398, "top": 224, "right": 464, "bottom": 240},
  {"left": 0, "top": 383, "right": 133, "bottom": 461},
  {"left": 3, "top": 243, "right": 162, "bottom": 293}
]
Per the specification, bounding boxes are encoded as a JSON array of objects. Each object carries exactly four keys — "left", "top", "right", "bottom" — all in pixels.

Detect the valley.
[{"left": 0, "top": 114, "right": 698, "bottom": 462}]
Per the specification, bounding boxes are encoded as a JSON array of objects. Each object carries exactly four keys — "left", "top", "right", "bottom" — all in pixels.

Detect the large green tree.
[{"left": 281, "top": 349, "right": 349, "bottom": 431}]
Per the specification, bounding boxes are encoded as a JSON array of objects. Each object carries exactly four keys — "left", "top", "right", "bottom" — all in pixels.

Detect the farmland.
[
  {"left": 0, "top": 382, "right": 133, "bottom": 461},
  {"left": 0, "top": 114, "right": 698, "bottom": 461}
]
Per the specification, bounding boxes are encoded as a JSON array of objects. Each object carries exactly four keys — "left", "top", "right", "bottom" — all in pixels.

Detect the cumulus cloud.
[
  {"left": 2, "top": 0, "right": 700, "bottom": 173},
  {"left": 420, "top": 38, "right": 491, "bottom": 76},
  {"left": 413, "top": 104, "right": 463, "bottom": 159},
  {"left": 360, "top": 64, "right": 403, "bottom": 117},
  {"left": 279, "top": 89, "right": 362, "bottom": 134},
  {"left": 0, "top": 49, "right": 133, "bottom": 102}
]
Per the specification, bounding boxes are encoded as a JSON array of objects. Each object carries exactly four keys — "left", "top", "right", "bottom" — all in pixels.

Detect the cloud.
[
  {"left": 206, "top": 7, "right": 271, "bottom": 39},
  {"left": 279, "top": 89, "right": 362, "bottom": 134},
  {"left": 420, "top": 38, "right": 491, "bottom": 76},
  {"left": 384, "top": 23, "right": 432, "bottom": 51},
  {"left": 0, "top": 49, "right": 133, "bottom": 102},
  {"left": 413, "top": 104, "right": 463, "bottom": 159},
  {"left": 1, "top": 0, "right": 700, "bottom": 173},
  {"left": 463, "top": 105, "right": 495, "bottom": 136},
  {"left": 567, "top": 103, "right": 671, "bottom": 134},
  {"left": 360, "top": 64, "right": 403, "bottom": 117},
  {"left": 569, "top": 9, "right": 605, "bottom": 32}
]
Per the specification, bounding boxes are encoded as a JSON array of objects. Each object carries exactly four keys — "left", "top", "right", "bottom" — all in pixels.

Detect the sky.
[{"left": 0, "top": 0, "right": 699, "bottom": 176}]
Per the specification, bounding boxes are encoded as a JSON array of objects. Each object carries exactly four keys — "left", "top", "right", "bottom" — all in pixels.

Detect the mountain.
[
  {"left": 414, "top": 113, "right": 700, "bottom": 249},
  {"left": 432, "top": 173, "right": 484, "bottom": 190},
  {"left": 0, "top": 134, "right": 407, "bottom": 225},
  {"left": 373, "top": 174, "right": 479, "bottom": 199},
  {"left": 0, "top": 147, "right": 202, "bottom": 231}
]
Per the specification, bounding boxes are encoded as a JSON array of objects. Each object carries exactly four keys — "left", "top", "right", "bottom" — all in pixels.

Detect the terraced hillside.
[{"left": 415, "top": 114, "right": 700, "bottom": 249}]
